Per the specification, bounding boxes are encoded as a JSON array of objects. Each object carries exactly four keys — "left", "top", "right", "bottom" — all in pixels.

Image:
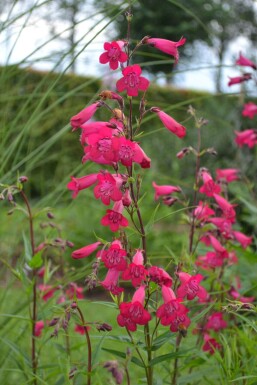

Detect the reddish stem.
[{"left": 77, "top": 306, "right": 92, "bottom": 385}]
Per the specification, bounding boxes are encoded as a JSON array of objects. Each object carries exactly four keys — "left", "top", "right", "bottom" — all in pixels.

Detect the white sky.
[{"left": 0, "top": 1, "right": 255, "bottom": 94}]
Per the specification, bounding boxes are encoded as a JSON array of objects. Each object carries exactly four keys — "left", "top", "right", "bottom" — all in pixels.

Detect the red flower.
[
  {"left": 67, "top": 174, "right": 98, "bottom": 199},
  {"left": 148, "top": 266, "right": 173, "bottom": 287},
  {"left": 35, "top": 320, "right": 44, "bottom": 337},
  {"left": 111, "top": 137, "right": 150, "bottom": 168},
  {"left": 101, "top": 201, "right": 129, "bottom": 232},
  {"left": 66, "top": 282, "right": 84, "bottom": 299},
  {"left": 236, "top": 53, "right": 257, "bottom": 70},
  {"left": 38, "top": 284, "right": 57, "bottom": 301},
  {"left": 194, "top": 201, "right": 215, "bottom": 222},
  {"left": 83, "top": 127, "right": 117, "bottom": 164},
  {"left": 101, "top": 268, "right": 123, "bottom": 295},
  {"left": 242, "top": 102, "right": 257, "bottom": 119},
  {"left": 70, "top": 102, "right": 101, "bottom": 130},
  {"left": 94, "top": 172, "right": 122, "bottom": 206},
  {"left": 196, "top": 251, "right": 226, "bottom": 270},
  {"left": 233, "top": 231, "right": 252, "bottom": 249},
  {"left": 152, "top": 181, "right": 181, "bottom": 200},
  {"left": 203, "top": 333, "right": 221, "bottom": 355},
  {"left": 116, "top": 64, "right": 149, "bottom": 97},
  {"left": 199, "top": 170, "right": 221, "bottom": 197},
  {"left": 213, "top": 193, "right": 237, "bottom": 223},
  {"left": 117, "top": 286, "right": 151, "bottom": 331},
  {"left": 99, "top": 41, "right": 128, "bottom": 70},
  {"left": 122, "top": 250, "right": 148, "bottom": 287},
  {"left": 97, "top": 241, "right": 127, "bottom": 271},
  {"left": 177, "top": 272, "right": 208, "bottom": 302},
  {"left": 74, "top": 324, "right": 90, "bottom": 335},
  {"left": 151, "top": 108, "right": 186, "bottom": 138},
  {"left": 205, "top": 312, "right": 227, "bottom": 332},
  {"left": 216, "top": 168, "right": 240, "bottom": 183},
  {"left": 72, "top": 241, "right": 101, "bottom": 259},
  {"left": 235, "top": 129, "right": 257, "bottom": 148},
  {"left": 144, "top": 37, "right": 186, "bottom": 64},
  {"left": 228, "top": 73, "right": 252, "bottom": 86}
]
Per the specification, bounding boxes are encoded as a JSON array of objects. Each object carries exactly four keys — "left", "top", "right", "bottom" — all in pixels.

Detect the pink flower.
[
  {"left": 151, "top": 107, "right": 186, "bottom": 138},
  {"left": 111, "top": 137, "right": 151, "bottom": 168},
  {"left": 177, "top": 272, "right": 208, "bottom": 302},
  {"left": 122, "top": 250, "right": 148, "bottom": 287},
  {"left": 203, "top": 333, "right": 221, "bottom": 355},
  {"left": 83, "top": 127, "right": 117, "bottom": 164},
  {"left": 199, "top": 170, "right": 221, "bottom": 197},
  {"left": 200, "top": 234, "right": 228, "bottom": 258},
  {"left": 235, "top": 129, "right": 257, "bottom": 148},
  {"left": 228, "top": 73, "right": 252, "bottom": 86},
  {"left": 38, "top": 284, "right": 57, "bottom": 301},
  {"left": 67, "top": 174, "right": 98, "bottom": 199},
  {"left": 97, "top": 241, "right": 127, "bottom": 271},
  {"left": 122, "top": 189, "right": 132, "bottom": 207},
  {"left": 144, "top": 37, "right": 186, "bottom": 64},
  {"left": 72, "top": 241, "right": 101, "bottom": 259},
  {"left": 207, "top": 217, "right": 232, "bottom": 238},
  {"left": 213, "top": 193, "right": 237, "bottom": 223},
  {"left": 101, "top": 201, "right": 129, "bottom": 232},
  {"left": 216, "top": 169, "right": 240, "bottom": 183},
  {"left": 229, "top": 287, "right": 255, "bottom": 303},
  {"left": 233, "top": 230, "right": 252, "bottom": 249},
  {"left": 205, "top": 312, "right": 227, "bottom": 332},
  {"left": 101, "top": 268, "right": 123, "bottom": 295},
  {"left": 66, "top": 282, "right": 84, "bottom": 299},
  {"left": 236, "top": 53, "right": 257, "bottom": 70},
  {"left": 148, "top": 266, "right": 173, "bottom": 287},
  {"left": 74, "top": 324, "right": 90, "bottom": 335},
  {"left": 117, "top": 286, "right": 151, "bottom": 331},
  {"left": 35, "top": 320, "right": 44, "bottom": 337},
  {"left": 94, "top": 172, "right": 122, "bottom": 206},
  {"left": 242, "top": 102, "right": 257, "bottom": 119},
  {"left": 70, "top": 102, "right": 101, "bottom": 130},
  {"left": 37, "top": 266, "right": 46, "bottom": 278},
  {"left": 194, "top": 201, "right": 215, "bottom": 222},
  {"left": 196, "top": 251, "right": 225, "bottom": 270},
  {"left": 156, "top": 286, "right": 191, "bottom": 333},
  {"left": 152, "top": 181, "right": 181, "bottom": 200},
  {"left": 99, "top": 41, "right": 128, "bottom": 70},
  {"left": 116, "top": 64, "right": 149, "bottom": 97}
]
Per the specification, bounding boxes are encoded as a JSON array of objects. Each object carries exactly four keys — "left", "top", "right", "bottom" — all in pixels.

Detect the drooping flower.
[
  {"left": 97, "top": 240, "right": 127, "bottom": 271},
  {"left": 122, "top": 249, "right": 148, "bottom": 287},
  {"left": 67, "top": 174, "right": 98, "bottom": 198},
  {"left": 233, "top": 230, "right": 252, "bottom": 249},
  {"left": 177, "top": 272, "right": 208, "bottom": 302},
  {"left": 194, "top": 201, "right": 215, "bottom": 222},
  {"left": 228, "top": 73, "right": 252, "bottom": 86},
  {"left": 72, "top": 241, "right": 102, "bottom": 259},
  {"left": 234, "top": 129, "right": 257, "bottom": 148},
  {"left": 70, "top": 102, "right": 101, "bottom": 130},
  {"left": 35, "top": 320, "right": 45, "bottom": 337},
  {"left": 236, "top": 53, "right": 257, "bottom": 70},
  {"left": 199, "top": 170, "right": 221, "bottom": 197},
  {"left": 148, "top": 266, "right": 173, "bottom": 287},
  {"left": 196, "top": 251, "right": 226, "bottom": 270},
  {"left": 207, "top": 217, "right": 232, "bottom": 238},
  {"left": 151, "top": 107, "right": 186, "bottom": 138},
  {"left": 242, "top": 102, "right": 257, "bottom": 119},
  {"left": 144, "top": 37, "right": 186, "bottom": 64},
  {"left": 152, "top": 181, "right": 181, "bottom": 200},
  {"left": 213, "top": 193, "right": 237, "bottom": 223},
  {"left": 202, "top": 333, "right": 221, "bottom": 355},
  {"left": 200, "top": 234, "right": 228, "bottom": 258},
  {"left": 216, "top": 168, "right": 240, "bottom": 183},
  {"left": 117, "top": 286, "right": 151, "bottom": 331},
  {"left": 99, "top": 41, "right": 128, "bottom": 70},
  {"left": 204, "top": 312, "right": 227, "bottom": 332},
  {"left": 101, "top": 268, "right": 123, "bottom": 295},
  {"left": 38, "top": 284, "right": 57, "bottom": 302},
  {"left": 116, "top": 64, "right": 150, "bottom": 97},
  {"left": 101, "top": 201, "right": 129, "bottom": 232},
  {"left": 94, "top": 172, "right": 122, "bottom": 206}
]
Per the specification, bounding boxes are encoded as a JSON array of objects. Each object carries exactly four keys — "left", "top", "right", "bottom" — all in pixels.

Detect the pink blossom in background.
[
  {"left": 116, "top": 64, "right": 149, "bottom": 97},
  {"left": 144, "top": 37, "right": 186, "bottom": 64},
  {"left": 148, "top": 266, "right": 173, "bottom": 287},
  {"left": 235, "top": 129, "right": 257, "bottom": 148},
  {"left": 74, "top": 324, "right": 90, "bottom": 335},
  {"left": 194, "top": 201, "right": 215, "bottom": 222},
  {"left": 70, "top": 102, "right": 101, "bottom": 130},
  {"left": 205, "top": 312, "right": 227, "bottom": 332},
  {"left": 242, "top": 102, "right": 257, "bottom": 119},
  {"left": 151, "top": 107, "right": 186, "bottom": 138},
  {"left": 117, "top": 286, "right": 151, "bottom": 331},
  {"left": 152, "top": 181, "right": 181, "bottom": 200},
  {"left": 35, "top": 320, "right": 44, "bottom": 337},
  {"left": 213, "top": 193, "right": 237, "bottom": 223},
  {"left": 71, "top": 241, "right": 101, "bottom": 259},
  {"left": 38, "top": 284, "right": 57, "bottom": 301},
  {"left": 196, "top": 251, "right": 225, "bottom": 270},
  {"left": 67, "top": 174, "right": 98, "bottom": 199},
  {"left": 233, "top": 231, "right": 252, "bottom": 249},
  {"left": 229, "top": 286, "right": 255, "bottom": 303},
  {"left": 177, "top": 272, "right": 208, "bottom": 302},
  {"left": 228, "top": 73, "right": 252, "bottom": 86},
  {"left": 202, "top": 333, "right": 221, "bottom": 355},
  {"left": 66, "top": 282, "right": 84, "bottom": 299},
  {"left": 99, "top": 41, "right": 128, "bottom": 70},
  {"left": 236, "top": 53, "right": 257, "bottom": 70},
  {"left": 216, "top": 168, "right": 240, "bottom": 183}
]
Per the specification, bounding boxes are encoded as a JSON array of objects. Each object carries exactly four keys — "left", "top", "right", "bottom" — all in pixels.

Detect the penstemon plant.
[{"left": 65, "top": 8, "right": 255, "bottom": 385}]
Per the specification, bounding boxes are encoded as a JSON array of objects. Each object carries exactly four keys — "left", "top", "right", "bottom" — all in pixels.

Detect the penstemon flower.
[
  {"left": 116, "top": 64, "right": 150, "bottom": 97},
  {"left": 99, "top": 41, "right": 128, "bottom": 70}
]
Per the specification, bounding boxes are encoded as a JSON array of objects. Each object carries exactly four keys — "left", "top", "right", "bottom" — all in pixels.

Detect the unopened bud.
[
  {"left": 162, "top": 197, "right": 178, "bottom": 207},
  {"left": 47, "top": 211, "right": 54, "bottom": 219},
  {"left": 69, "top": 367, "right": 77, "bottom": 379},
  {"left": 176, "top": 147, "right": 190, "bottom": 159},
  {"left": 206, "top": 147, "right": 217, "bottom": 156},
  {"left": 122, "top": 189, "right": 132, "bottom": 207},
  {"left": 49, "top": 317, "right": 59, "bottom": 327},
  {"left": 66, "top": 240, "right": 74, "bottom": 248},
  {"left": 112, "top": 108, "right": 124, "bottom": 121},
  {"left": 19, "top": 175, "right": 28, "bottom": 183},
  {"left": 125, "top": 11, "right": 133, "bottom": 22},
  {"left": 96, "top": 322, "right": 112, "bottom": 332},
  {"left": 7, "top": 193, "right": 13, "bottom": 202},
  {"left": 71, "top": 301, "right": 77, "bottom": 309}
]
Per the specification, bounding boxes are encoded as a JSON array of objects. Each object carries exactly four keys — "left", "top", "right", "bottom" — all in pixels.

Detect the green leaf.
[
  {"left": 102, "top": 348, "right": 145, "bottom": 368},
  {"left": 28, "top": 249, "right": 43, "bottom": 269},
  {"left": 149, "top": 349, "right": 193, "bottom": 366},
  {"left": 22, "top": 231, "right": 32, "bottom": 262},
  {"left": 151, "top": 330, "right": 175, "bottom": 351}
]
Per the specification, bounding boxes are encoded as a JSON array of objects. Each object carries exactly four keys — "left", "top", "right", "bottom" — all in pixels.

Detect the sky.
[{"left": 0, "top": 0, "right": 255, "bottom": 94}]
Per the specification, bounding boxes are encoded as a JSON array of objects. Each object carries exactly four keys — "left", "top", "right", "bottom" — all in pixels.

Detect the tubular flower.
[
  {"left": 122, "top": 249, "right": 148, "bottom": 287},
  {"left": 216, "top": 168, "right": 240, "bottom": 183},
  {"left": 99, "top": 41, "right": 128, "bottom": 70},
  {"left": 199, "top": 170, "right": 221, "bottom": 197},
  {"left": 101, "top": 201, "right": 129, "bottom": 232},
  {"left": 97, "top": 240, "right": 127, "bottom": 271},
  {"left": 67, "top": 174, "right": 98, "bottom": 199},
  {"left": 66, "top": 282, "right": 84, "bottom": 299},
  {"left": 111, "top": 137, "right": 151, "bottom": 168},
  {"left": 194, "top": 201, "right": 215, "bottom": 222},
  {"left": 101, "top": 268, "right": 124, "bottom": 295},
  {"left": 152, "top": 181, "right": 181, "bottom": 200},
  {"left": 148, "top": 266, "right": 173, "bottom": 287},
  {"left": 72, "top": 241, "right": 102, "bottom": 259},
  {"left": 242, "top": 102, "right": 257, "bottom": 119},
  {"left": 204, "top": 312, "right": 227, "bottom": 332},
  {"left": 177, "top": 272, "right": 208, "bottom": 302},
  {"left": 70, "top": 102, "right": 101, "bottom": 130},
  {"left": 116, "top": 64, "right": 150, "bottom": 97},
  {"left": 117, "top": 286, "right": 151, "bottom": 332},
  {"left": 202, "top": 334, "right": 221, "bottom": 355},
  {"left": 236, "top": 53, "right": 257, "bottom": 70},
  {"left": 232, "top": 230, "right": 252, "bottom": 249},
  {"left": 228, "top": 73, "right": 252, "bottom": 86},
  {"left": 94, "top": 172, "right": 122, "bottom": 206},
  {"left": 144, "top": 37, "right": 186, "bottom": 64},
  {"left": 151, "top": 107, "right": 186, "bottom": 138},
  {"left": 213, "top": 193, "right": 236, "bottom": 223},
  {"left": 196, "top": 251, "right": 226, "bottom": 270},
  {"left": 35, "top": 321, "right": 45, "bottom": 337},
  {"left": 234, "top": 129, "right": 257, "bottom": 148}
]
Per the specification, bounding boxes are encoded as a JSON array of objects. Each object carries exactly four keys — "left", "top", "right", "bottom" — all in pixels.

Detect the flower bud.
[
  {"left": 71, "top": 301, "right": 77, "bottom": 309},
  {"left": 19, "top": 175, "right": 28, "bottom": 183},
  {"left": 96, "top": 322, "right": 112, "bottom": 332},
  {"left": 176, "top": 147, "right": 191, "bottom": 159},
  {"left": 47, "top": 211, "right": 54, "bottom": 219},
  {"left": 49, "top": 317, "right": 60, "bottom": 327},
  {"left": 66, "top": 240, "right": 74, "bottom": 248}
]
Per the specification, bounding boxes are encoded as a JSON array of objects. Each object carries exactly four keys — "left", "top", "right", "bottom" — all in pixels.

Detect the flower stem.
[
  {"left": 77, "top": 305, "right": 92, "bottom": 385},
  {"left": 171, "top": 334, "right": 182, "bottom": 385}
]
